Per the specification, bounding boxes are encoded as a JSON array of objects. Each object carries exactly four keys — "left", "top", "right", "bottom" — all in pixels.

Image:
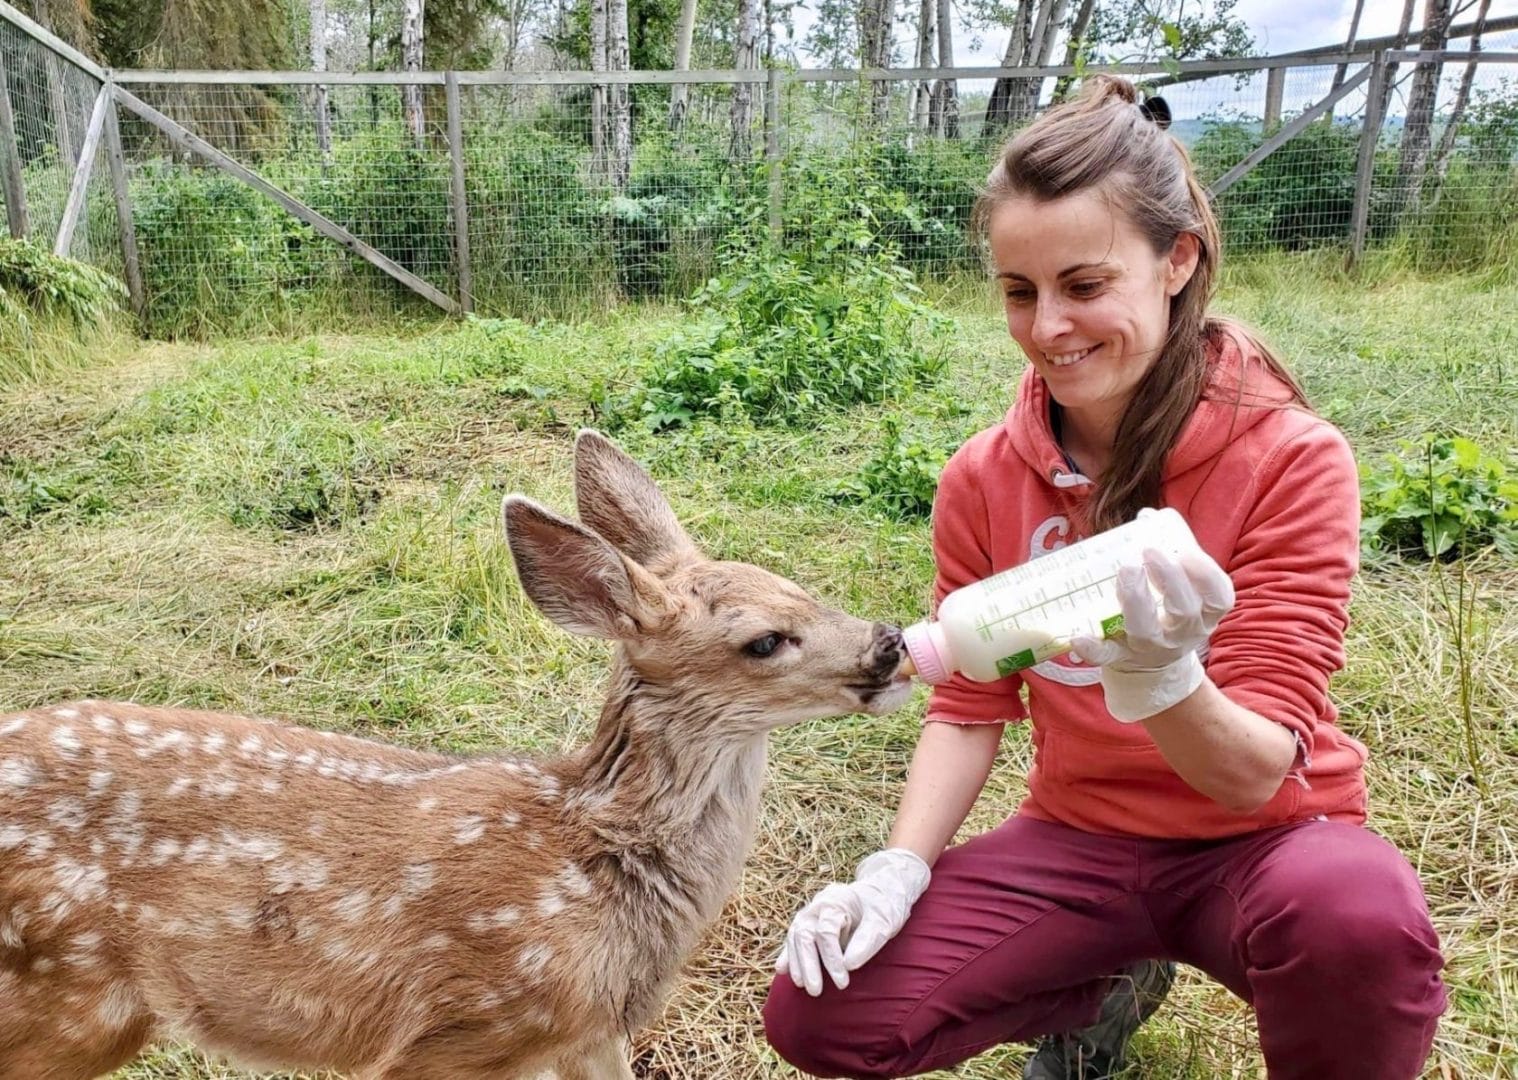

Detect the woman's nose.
[{"left": 1031, "top": 298, "right": 1072, "bottom": 348}]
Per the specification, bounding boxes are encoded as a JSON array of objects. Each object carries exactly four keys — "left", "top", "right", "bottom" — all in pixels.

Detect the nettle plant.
[
  {"left": 603, "top": 173, "right": 952, "bottom": 432},
  {"left": 1360, "top": 435, "right": 1518, "bottom": 560}
]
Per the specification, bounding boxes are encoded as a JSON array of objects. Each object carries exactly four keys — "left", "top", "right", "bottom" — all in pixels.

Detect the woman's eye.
[
  {"left": 1004, "top": 289, "right": 1034, "bottom": 305},
  {"left": 1070, "top": 280, "right": 1104, "bottom": 297},
  {"left": 744, "top": 633, "right": 784, "bottom": 658}
]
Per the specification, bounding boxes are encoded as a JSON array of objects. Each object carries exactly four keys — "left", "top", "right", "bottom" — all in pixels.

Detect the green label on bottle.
[
  {"left": 996, "top": 649, "right": 1037, "bottom": 676},
  {"left": 1100, "top": 613, "right": 1125, "bottom": 638}
]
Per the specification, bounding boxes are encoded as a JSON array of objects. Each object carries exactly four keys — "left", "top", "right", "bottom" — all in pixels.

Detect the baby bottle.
[{"left": 901, "top": 507, "right": 1204, "bottom": 684}]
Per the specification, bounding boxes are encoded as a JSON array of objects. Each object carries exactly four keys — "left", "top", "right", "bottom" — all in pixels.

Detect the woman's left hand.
[{"left": 1072, "top": 547, "right": 1235, "bottom": 722}]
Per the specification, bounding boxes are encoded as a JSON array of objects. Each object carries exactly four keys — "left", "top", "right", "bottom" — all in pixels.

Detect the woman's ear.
[{"left": 1164, "top": 232, "right": 1201, "bottom": 297}]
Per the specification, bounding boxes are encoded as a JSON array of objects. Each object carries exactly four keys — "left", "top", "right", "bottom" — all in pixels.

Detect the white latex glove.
[
  {"left": 776, "top": 848, "right": 931, "bottom": 996},
  {"left": 1072, "top": 546, "right": 1235, "bottom": 723}
]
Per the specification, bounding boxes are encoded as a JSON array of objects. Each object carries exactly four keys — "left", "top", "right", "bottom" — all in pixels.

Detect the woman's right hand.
[{"left": 776, "top": 848, "right": 931, "bottom": 996}]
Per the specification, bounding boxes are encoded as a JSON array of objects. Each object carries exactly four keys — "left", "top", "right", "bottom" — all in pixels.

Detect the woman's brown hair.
[{"left": 972, "top": 74, "right": 1309, "bottom": 532}]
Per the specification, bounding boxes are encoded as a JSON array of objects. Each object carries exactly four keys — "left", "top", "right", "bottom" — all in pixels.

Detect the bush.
[
  {"left": 1360, "top": 435, "right": 1518, "bottom": 559},
  {"left": 0, "top": 236, "right": 125, "bottom": 328},
  {"left": 831, "top": 414, "right": 959, "bottom": 520},
  {"left": 602, "top": 194, "right": 952, "bottom": 430}
]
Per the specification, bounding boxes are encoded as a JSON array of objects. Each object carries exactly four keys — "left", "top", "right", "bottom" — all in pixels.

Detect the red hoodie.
[{"left": 927, "top": 327, "right": 1369, "bottom": 839}]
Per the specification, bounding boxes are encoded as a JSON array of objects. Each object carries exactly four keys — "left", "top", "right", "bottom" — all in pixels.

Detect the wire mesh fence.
[{"left": 2, "top": 0, "right": 1516, "bottom": 334}]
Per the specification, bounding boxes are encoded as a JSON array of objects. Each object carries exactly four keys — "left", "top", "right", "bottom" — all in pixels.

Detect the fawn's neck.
[{"left": 562, "top": 661, "right": 769, "bottom": 1021}]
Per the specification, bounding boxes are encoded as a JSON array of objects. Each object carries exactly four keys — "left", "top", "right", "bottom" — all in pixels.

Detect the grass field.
[{"left": 2, "top": 256, "right": 1515, "bottom": 1078}]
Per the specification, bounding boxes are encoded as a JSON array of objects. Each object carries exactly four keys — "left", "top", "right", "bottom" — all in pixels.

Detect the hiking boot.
[{"left": 1022, "top": 959, "right": 1176, "bottom": 1080}]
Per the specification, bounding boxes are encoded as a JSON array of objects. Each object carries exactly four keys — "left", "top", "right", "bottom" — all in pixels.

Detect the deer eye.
[{"left": 743, "top": 633, "right": 784, "bottom": 658}]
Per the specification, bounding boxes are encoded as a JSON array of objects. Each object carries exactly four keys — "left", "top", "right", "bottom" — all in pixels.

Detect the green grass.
[{"left": 1, "top": 253, "right": 1514, "bottom": 1078}]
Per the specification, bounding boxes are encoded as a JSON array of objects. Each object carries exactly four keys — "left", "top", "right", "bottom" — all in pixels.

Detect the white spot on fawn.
[
  {"left": 454, "top": 815, "right": 487, "bottom": 844},
  {"left": 418, "top": 796, "right": 439, "bottom": 812},
  {"left": 238, "top": 735, "right": 262, "bottom": 755},
  {"left": 150, "top": 838, "right": 182, "bottom": 865},
  {"left": 166, "top": 777, "right": 193, "bottom": 797},
  {"left": 97, "top": 982, "right": 141, "bottom": 1030},
  {"left": 0, "top": 718, "right": 28, "bottom": 737},
  {"left": 54, "top": 708, "right": 80, "bottom": 720},
  {"left": 1, "top": 757, "right": 40, "bottom": 791},
  {"left": 0, "top": 825, "right": 26, "bottom": 849},
  {"left": 46, "top": 798, "right": 88, "bottom": 831},
  {"left": 201, "top": 732, "right": 227, "bottom": 755},
  {"left": 54, "top": 859, "right": 108, "bottom": 902},
  {"left": 123, "top": 720, "right": 151, "bottom": 738},
  {"left": 402, "top": 863, "right": 436, "bottom": 898},
  {"left": 87, "top": 770, "right": 113, "bottom": 797},
  {"left": 467, "top": 905, "right": 522, "bottom": 933},
  {"left": 92, "top": 715, "right": 117, "bottom": 735},
  {"left": 333, "top": 890, "right": 372, "bottom": 922},
  {"left": 517, "top": 942, "right": 554, "bottom": 981}
]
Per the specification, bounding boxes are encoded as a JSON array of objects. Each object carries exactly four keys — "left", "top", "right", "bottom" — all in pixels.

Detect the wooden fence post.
[
  {"left": 445, "top": 69, "right": 472, "bottom": 315},
  {"left": 765, "top": 66, "right": 781, "bottom": 246},
  {"left": 0, "top": 49, "right": 27, "bottom": 238},
  {"left": 102, "top": 75, "right": 144, "bottom": 318}
]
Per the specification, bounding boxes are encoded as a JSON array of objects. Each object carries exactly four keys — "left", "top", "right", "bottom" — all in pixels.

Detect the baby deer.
[{"left": 0, "top": 430, "right": 911, "bottom": 1079}]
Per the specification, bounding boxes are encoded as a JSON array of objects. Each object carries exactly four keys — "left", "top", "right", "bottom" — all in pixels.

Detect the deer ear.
[
  {"left": 502, "top": 496, "right": 674, "bottom": 640},
  {"left": 572, "top": 429, "right": 700, "bottom": 572}
]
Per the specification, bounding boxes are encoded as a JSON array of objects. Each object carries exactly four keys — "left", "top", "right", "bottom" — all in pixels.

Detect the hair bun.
[{"left": 1139, "top": 96, "right": 1173, "bottom": 130}]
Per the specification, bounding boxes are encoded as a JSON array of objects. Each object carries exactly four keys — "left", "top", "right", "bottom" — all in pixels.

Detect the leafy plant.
[
  {"left": 0, "top": 237, "right": 126, "bottom": 328},
  {"left": 832, "top": 414, "right": 958, "bottom": 520},
  {"left": 1359, "top": 435, "right": 1518, "bottom": 559},
  {"left": 601, "top": 172, "right": 953, "bottom": 431}
]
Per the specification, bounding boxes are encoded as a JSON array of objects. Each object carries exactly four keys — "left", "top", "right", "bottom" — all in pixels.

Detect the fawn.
[{"left": 0, "top": 430, "right": 912, "bottom": 1079}]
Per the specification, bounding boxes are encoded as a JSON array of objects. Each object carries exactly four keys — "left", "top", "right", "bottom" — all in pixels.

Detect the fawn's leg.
[
  {"left": 0, "top": 1005, "right": 152, "bottom": 1080},
  {"left": 552, "top": 1037, "right": 635, "bottom": 1080}
]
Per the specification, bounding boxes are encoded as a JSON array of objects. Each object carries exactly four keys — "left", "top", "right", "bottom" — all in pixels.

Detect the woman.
[{"left": 762, "top": 76, "right": 1446, "bottom": 1080}]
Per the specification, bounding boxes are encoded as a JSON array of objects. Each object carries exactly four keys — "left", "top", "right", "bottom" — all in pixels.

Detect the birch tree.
[
  {"left": 1396, "top": 0, "right": 1455, "bottom": 213},
  {"left": 311, "top": 0, "right": 331, "bottom": 157},
  {"left": 590, "top": 0, "right": 608, "bottom": 176},
  {"left": 930, "top": 0, "right": 957, "bottom": 137},
  {"left": 730, "top": 0, "right": 759, "bottom": 160},
  {"left": 1052, "top": 0, "right": 1096, "bottom": 103},
  {"left": 1431, "top": 0, "right": 1493, "bottom": 189},
  {"left": 859, "top": 0, "right": 898, "bottom": 126},
  {"left": 912, "top": 0, "right": 936, "bottom": 132},
  {"left": 402, "top": 0, "right": 425, "bottom": 143},
  {"left": 608, "top": 0, "right": 632, "bottom": 189},
  {"left": 668, "top": 0, "right": 699, "bottom": 130}
]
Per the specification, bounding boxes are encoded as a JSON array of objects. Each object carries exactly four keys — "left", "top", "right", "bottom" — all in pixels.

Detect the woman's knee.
[
  {"left": 762, "top": 976, "right": 908, "bottom": 1079},
  {"left": 1251, "top": 828, "right": 1443, "bottom": 984}
]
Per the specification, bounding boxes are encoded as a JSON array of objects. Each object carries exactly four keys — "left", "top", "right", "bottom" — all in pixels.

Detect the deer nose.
[{"left": 868, "top": 623, "right": 905, "bottom": 675}]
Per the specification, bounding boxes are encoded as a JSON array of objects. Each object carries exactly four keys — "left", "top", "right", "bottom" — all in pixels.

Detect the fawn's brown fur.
[{"left": 0, "top": 430, "right": 912, "bottom": 1079}]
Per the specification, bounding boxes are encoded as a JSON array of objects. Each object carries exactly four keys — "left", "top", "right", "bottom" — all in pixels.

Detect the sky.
[{"left": 785, "top": 0, "right": 1518, "bottom": 67}]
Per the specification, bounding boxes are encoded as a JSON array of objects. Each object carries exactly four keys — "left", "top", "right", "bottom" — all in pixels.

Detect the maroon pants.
[{"left": 764, "top": 816, "right": 1444, "bottom": 1079}]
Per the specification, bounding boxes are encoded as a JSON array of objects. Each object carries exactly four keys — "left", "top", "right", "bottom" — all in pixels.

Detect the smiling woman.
[{"left": 764, "top": 74, "right": 1448, "bottom": 1080}]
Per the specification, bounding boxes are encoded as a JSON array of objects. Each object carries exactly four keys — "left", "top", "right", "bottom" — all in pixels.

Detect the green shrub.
[
  {"left": 1360, "top": 435, "right": 1518, "bottom": 559},
  {"left": 603, "top": 207, "right": 951, "bottom": 430},
  {"left": 831, "top": 414, "right": 958, "bottom": 520},
  {"left": 0, "top": 237, "right": 125, "bottom": 328}
]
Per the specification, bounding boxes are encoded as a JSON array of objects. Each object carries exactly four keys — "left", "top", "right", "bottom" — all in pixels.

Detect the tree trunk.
[
  {"left": 1052, "top": 0, "right": 1096, "bottom": 103},
  {"left": 930, "top": 0, "right": 957, "bottom": 138},
  {"left": 1328, "top": 0, "right": 1366, "bottom": 96},
  {"left": 912, "top": 0, "right": 935, "bottom": 132},
  {"left": 368, "top": 0, "right": 379, "bottom": 127},
  {"left": 668, "top": 0, "right": 699, "bottom": 131},
  {"left": 1010, "top": 0, "right": 1068, "bottom": 124},
  {"left": 608, "top": 0, "right": 632, "bottom": 190},
  {"left": 310, "top": 0, "right": 331, "bottom": 158},
  {"left": 1396, "top": 0, "right": 1454, "bottom": 214},
  {"left": 402, "top": 0, "right": 425, "bottom": 145},
  {"left": 985, "top": 0, "right": 1034, "bottom": 137},
  {"left": 1376, "top": 0, "right": 1419, "bottom": 129},
  {"left": 30, "top": 0, "right": 76, "bottom": 167},
  {"left": 1431, "top": 0, "right": 1492, "bottom": 188},
  {"left": 860, "top": 0, "right": 898, "bottom": 127},
  {"left": 591, "top": 0, "right": 608, "bottom": 178},
  {"left": 730, "top": 0, "right": 759, "bottom": 160}
]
